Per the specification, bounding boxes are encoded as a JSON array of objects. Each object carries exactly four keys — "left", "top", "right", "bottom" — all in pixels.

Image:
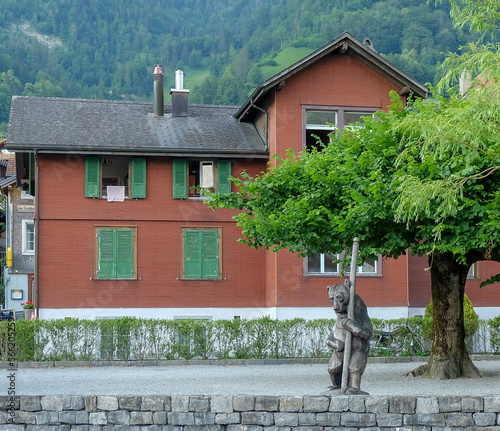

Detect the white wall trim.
[{"left": 33, "top": 306, "right": 449, "bottom": 321}]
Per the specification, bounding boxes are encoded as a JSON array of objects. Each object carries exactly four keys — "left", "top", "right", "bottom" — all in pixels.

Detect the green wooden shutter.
[
  {"left": 201, "top": 230, "right": 219, "bottom": 278},
  {"left": 131, "top": 157, "right": 146, "bottom": 198},
  {"left": 172, "top": 158, "right": 187, "bottom": 199},
  {"left": 116, "top": 229, "right": 134, "bottom": 278},
  {"left": 217, "top": 160, "right": 231, "bottom": 195},
  {"left": 184, "top": 230, "right": 202, "bottom": 278},
  {"left": 85, "top": 157, "right": 100, "bottom": 197},
  {"left": 98, "top": 229, "right": 116, "bottom": 278}
]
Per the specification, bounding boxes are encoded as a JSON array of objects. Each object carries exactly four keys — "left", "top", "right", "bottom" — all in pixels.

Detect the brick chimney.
[
  {"left": 171, "top": 70, "right": 189, "bottom": 117},
  {"left": 153, "top": 65, "right": 164, "bottom": 117}
]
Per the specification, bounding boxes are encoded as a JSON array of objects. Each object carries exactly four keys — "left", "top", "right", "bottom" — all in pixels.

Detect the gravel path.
[{"left": 2, "top": 360, "right": 500, "bottom": 396}]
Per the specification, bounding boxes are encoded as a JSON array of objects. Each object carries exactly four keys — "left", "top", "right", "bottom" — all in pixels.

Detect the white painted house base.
[{"left": 33, "top": 306, "right": 491, "bottom": 321}]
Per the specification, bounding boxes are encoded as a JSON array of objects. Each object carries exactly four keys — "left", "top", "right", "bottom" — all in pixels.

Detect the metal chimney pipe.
[
  {"left": 153, "top": 65, "right": 164, "bottom": 117},
  {"left": 175, "top": 70, "right": 184, "bottom": 90}
]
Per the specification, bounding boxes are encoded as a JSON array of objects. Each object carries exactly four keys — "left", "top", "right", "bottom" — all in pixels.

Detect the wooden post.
[{"left": 341, "top": 237, "right": 360, "bottom": 394}]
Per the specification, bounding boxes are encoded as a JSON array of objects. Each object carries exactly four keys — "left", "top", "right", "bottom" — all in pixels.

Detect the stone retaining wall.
[{"left": 1, "top": 394, "right": 500, "bottom": 430}]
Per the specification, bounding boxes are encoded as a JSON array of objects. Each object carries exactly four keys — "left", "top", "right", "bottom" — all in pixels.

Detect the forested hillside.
[{"left": 0, "top": 0, "right": 485, "bottom": 137}]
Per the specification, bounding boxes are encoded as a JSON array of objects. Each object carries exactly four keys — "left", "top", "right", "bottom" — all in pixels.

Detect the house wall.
[
  {"left": 262, "top": 52, "right": 411, "bottom": 313},
  {"left": 36, "top": 155, "right": 269, "bottom": 316}
]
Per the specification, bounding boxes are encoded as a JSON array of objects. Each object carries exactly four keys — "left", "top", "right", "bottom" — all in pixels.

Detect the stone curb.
[{"left": 1, "top": 355, "right": 498, "bottom": 369}]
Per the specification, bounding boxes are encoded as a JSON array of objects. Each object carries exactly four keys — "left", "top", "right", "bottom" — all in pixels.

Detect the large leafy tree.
[{"left": 209, "top": 2, "right": 500, "bottom": 379}]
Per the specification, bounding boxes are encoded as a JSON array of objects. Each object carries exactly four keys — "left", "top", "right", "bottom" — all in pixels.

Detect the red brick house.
[{"left": 6, "top": 32, "right": 500, "bottom": 320}]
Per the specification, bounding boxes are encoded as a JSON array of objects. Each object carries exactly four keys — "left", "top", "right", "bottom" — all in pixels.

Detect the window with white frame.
[
  {"left": 22, "top": 220, "right": 35, "bottom": 255},
  {"left": 306, "top": 253, "right": 380, "bottom": 276},
  {"left": 304, "top": 107, "right": 376, "bottom": 151}
]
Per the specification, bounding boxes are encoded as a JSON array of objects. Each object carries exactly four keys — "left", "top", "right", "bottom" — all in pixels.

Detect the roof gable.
[{"left": 236, "top": 32, "right": 428, "bottom": 120}]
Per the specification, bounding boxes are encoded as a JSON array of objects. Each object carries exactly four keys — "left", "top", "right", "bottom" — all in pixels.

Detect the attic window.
[{"left": 304, "top": 107, "right": 377, "bottom": 151}]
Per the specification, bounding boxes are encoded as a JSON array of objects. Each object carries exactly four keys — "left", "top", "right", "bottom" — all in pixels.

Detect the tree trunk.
[{"left": 410, "top": 251, "right": 482, "bottom": 379}]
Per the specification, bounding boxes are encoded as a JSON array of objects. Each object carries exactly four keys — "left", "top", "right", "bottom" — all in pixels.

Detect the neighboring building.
[
  {"left": 6, "top": 32, "right": 500, "bottom": 320},
  {"left": 0, "top": 145, "right": 35, "bottom": 312}
]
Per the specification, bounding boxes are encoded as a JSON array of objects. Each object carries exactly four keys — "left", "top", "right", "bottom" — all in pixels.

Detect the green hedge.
[{"left": 1, "top": 316, "right": 499, "bottom": 362}]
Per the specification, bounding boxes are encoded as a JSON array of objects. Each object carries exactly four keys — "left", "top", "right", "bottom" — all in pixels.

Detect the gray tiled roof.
[{"left": 7, "top": 96, "right": 267, "bottom": 157}]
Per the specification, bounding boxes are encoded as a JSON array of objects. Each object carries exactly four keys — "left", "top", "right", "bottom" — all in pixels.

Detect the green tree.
[{"left": 208, "top": 84, "right": 500, "bottom": 379}]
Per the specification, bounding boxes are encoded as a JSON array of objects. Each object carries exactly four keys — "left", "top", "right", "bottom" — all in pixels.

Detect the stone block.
[
  {"left": 274, "top": 413, "right": 299, "bottom": 426},
  {"left": 210, "top": 396, "right": 233, "bottom": 413},
  {"left": 389, "top": 397, "right": 416, "bottom": 414},
  {"left": 107, "top": 410, "right": 130, "bottom": 425},
  {"left": 85, "top": 396, "right": 97, "bottom": 412},
  {"left": 189, "top": 397, "right": 210, "bottom": 412},
  {"left": 168, "top": 412, "right": 195, "bottom": 425},
  {"left": 20, "top": 396, "right": 41, "bottom": 412},
  {"left": 130, "top": 411, "right": 153, "bottom": 425},
  {"left": 227, "top": 426, "right": 262, "bottom": 431},
  {"left": 444, "top": 412, "right": 474, "bottom": 427},
  {"left": 348, "top": 396, "right": 365, "bottom": 412},
  {"left": 485, "top": 397, "right": 500, "bottom": 413},
  {"left": 416, "top": 397, "right": 439, "bottom": 414},
  {"left": 328, "top": 395, "right": 349, "bottom": 412},
  {"left": 153, "top": 411, "right": 167, "bottom": 424},
  {"left": 97, "top": 396, "right": 119, "bottom": 411},
  {"left": 184, "top": 426, "right": 223, "bottom": 431},
  {"left": 233, "top": 396, "right": 255, "bottom": 412},
  {"left": 255, "top": 396, "right": 279, "bottom": 412},
  {"left": 241, "top": 411, "right": 274, "bottom": 426},
  {"left": 340, "top": 412, "right": 376, "bottom": 427},
  {"left": 118, "top": 396, "right": 141, "bottom": 411},
  {"left": 141, "top": 396, "right": 167, "bottom": 411},
  {"left": 26, "top": 427, "right": 71, "bottom": 431},
  {"left": 279, "top": 396, "right": 303, "bottom": 412},
  {"left": 35, "top": 411, "right": 51, "bottom": 425},
  {"left": 298, "top": 413, "right": 317, "bottom": 425},
  {"left": 365, "top": 396, "right": 388, "bottom": 414},
  {"left": 194, "top": 412, "right": 215, "bottom": 425},
  {"left": 316, "top": 412, "right": 341, "bottom": 427},
  {"left": 58, "top": 411, "right": 89, "bottom": 425},
  {"left": 66, "top": 396, "right": 85, "bottom": 411},
  {"left": 215, "top": 413, "right": 240, "bottom": 425},
  {"left": 437, "top": 396, "right": 462, "bottom": 412},
  {"left": 13, "top": 411, "right": 36, "bottom": 424},
  {"left": 376, "top": 413, "right": 403, "bottom": 427},
  {"left": 171, "top": 396, "right": 190, "bottom": 412},
  {"left": 71, "top": 426, "right": 91, "bottom": 431},
  {"left": 417, "top": 413, "right": 446, "bottom": 426},
  {"left": 0, "top": 425, "right": 25, "bottom": 431},
  {"left": 303, "top": 396, "right": 329, "bottom": 413},
  {"left": 473, "top": 412, "right": 497, "bottom": 426},
  {"left": 89, "top": 412, "right": 107, "bottom": 425},
  {"left": 0, "top": 396, "right": 19, "bottom": 411},
  {"left": 41, "top": 396, "right": 65, "bottom": 411},
  {"left": 461, "top": 397, "right": 483, "bottom": 412},
  {"left": 403, "top": 413, "right": 418, "bottom": 426}
]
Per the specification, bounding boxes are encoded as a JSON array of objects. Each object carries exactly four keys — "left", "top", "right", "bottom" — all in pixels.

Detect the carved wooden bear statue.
[{"left": 326, "top": 280, "right": 373, "bottom": 394}]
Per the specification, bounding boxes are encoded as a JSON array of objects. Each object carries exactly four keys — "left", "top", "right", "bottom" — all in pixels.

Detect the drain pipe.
[{"left": 34, "top": 150, "right": 39, "bottom": 318}]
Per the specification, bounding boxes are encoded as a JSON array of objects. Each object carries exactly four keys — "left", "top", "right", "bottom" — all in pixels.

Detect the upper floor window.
[
  {"left": 173, "top": 159, "right": 231, "bottom": 199},
  {"left": 85, "top": 156, "right": 146, "bottom": 199},
  {"left": 304, "top": 107, "right": 376, "bottom": 151},
  {"left": 306, "top": 253, "right": 381, "bottom": 276},
  {"left": 22, "top": 220, "right": 35, "bottom": 255}
]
